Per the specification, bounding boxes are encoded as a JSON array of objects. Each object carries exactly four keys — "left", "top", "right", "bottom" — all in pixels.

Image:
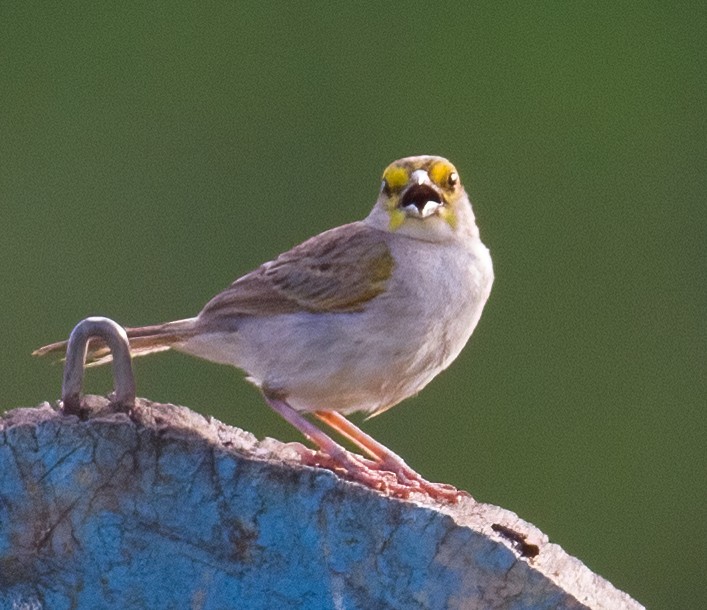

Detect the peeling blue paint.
[{"left": 0, "top": 403, "right": 635, "bottom": 609}]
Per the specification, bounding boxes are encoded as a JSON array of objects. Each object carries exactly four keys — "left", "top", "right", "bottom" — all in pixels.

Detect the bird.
[{"left": 35, "top": 155, "right": 494, "bottom": 502}]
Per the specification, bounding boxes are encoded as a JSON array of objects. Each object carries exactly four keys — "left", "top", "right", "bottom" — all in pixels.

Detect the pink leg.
[
  {"left": 264, "top": 396, "right": 423, "bottom": 497},
  {"left": 314, "top": 411, "right": 466, "bottom": 503}
]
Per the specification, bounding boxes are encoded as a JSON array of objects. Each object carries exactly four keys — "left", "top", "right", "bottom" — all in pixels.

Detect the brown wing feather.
[{"left": 199, "top": 222, "right": 394, "bottom": 322}]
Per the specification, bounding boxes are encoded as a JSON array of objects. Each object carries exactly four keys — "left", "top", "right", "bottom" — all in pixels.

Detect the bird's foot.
[
  {"left": 295, "top": 446, "right": 419, "bottom": 498},
  {"left": 294, "top": 445, "right": 466, "bottom": 503},
  {"left": 369, "top": 455, "right": 469, "bottom": 504}
]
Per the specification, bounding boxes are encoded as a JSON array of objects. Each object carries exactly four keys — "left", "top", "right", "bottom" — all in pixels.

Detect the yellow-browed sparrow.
[{"left": 36, "top": 155, "right": 494, "bottom": 502}]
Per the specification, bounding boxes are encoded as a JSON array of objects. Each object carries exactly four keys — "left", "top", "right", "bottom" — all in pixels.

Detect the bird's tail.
[{"left": 32, "top": 318, "right": 198, "bottom": 366}]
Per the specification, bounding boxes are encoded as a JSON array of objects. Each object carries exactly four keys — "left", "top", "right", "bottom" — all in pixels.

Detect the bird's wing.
[{"left": 198, "top": 222, "right": 394, "bottom": 322}]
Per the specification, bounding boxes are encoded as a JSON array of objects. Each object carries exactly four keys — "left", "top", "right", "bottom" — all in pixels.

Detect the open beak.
[{"left": 400, "top": 170, "right": 443, "bottom": 218}]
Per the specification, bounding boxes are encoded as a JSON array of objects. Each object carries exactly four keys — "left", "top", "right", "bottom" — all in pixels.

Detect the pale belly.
[{"left": 178, "top": 237, "right": 493, "bottom": 415}]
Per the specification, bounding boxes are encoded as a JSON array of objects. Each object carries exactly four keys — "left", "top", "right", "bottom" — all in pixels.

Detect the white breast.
[{"left": 179, "top": 234, "right": 493, "bottom": 416}]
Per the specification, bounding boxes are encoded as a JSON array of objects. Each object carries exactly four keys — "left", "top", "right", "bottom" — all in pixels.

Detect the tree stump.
[{"left": 0, "top": 397, "right": 643, "bottom": 609}]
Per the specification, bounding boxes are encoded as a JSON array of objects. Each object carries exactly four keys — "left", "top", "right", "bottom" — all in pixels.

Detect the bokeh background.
[{"left": 1, "top": 3, "right": 704, "bottom": 607}]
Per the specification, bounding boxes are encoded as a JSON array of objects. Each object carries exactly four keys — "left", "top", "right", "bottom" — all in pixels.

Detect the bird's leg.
[
  {"left": 263, "top": 395, "right": 418, "bottom": 496},
  {"left": 315, "top": 411, "right": 466, "bottom": 503}
]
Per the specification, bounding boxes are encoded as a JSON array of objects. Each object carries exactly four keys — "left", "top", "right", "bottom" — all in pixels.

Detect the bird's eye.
[{"left": 429, "top": 161, "right": 459, "bottom": 190}]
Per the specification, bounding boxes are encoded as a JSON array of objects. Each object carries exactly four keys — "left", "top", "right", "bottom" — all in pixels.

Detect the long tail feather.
[{"left": 33, "top": 318, "right": 197, "bottom": 365}]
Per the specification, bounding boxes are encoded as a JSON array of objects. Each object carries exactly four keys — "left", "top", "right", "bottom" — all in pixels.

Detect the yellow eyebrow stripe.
[
  {"left": 429, "top": 160, "right": 455, "bottom": 187},
  {"left": 382, "top": 165, "right": 409, "bottom": 190}
]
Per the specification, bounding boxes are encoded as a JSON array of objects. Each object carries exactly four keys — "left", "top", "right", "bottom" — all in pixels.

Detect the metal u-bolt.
[{"left": 62, "top": 316, "right": 136, "bottom": 414}]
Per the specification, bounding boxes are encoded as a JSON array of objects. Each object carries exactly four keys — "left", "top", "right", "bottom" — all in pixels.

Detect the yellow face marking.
[
  {"left": 438, "top": 206, "right": 458, "bottom": 229},
  {"left": 382, "top": 165, "right": 409, "bottom": 191},
  {"left": 382, "top": 157, "right": 463, "bottom": 232},
  {"left": 387, "top": 208, "right": 405, "bottom": 231},
  {"left": 429, "top": 160, "right": 458, "bottom": 188}
]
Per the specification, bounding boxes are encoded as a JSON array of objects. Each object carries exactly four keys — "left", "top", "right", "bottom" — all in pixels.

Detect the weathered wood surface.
[{"left": 0, "top": 397, "right": 643, "bottom": 610}]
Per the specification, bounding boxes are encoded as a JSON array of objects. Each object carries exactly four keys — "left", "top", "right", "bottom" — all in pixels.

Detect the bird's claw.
[{"left": 293, "top": 445, "right": 466, "bottom": 503}]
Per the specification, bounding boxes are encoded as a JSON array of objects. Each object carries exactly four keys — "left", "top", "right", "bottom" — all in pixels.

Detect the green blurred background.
[{"left": 1, "top": 3, "right": 704, "bottom": 607}]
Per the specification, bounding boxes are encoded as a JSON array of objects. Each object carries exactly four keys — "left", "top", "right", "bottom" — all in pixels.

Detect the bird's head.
[{"left": 367, "top": 155, "right": 478, "bottom": 242}]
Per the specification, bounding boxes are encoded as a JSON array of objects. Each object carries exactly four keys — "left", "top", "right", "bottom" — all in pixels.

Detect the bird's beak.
[{"left": 400, "top": 170, "right": 444, "bottom": 218}]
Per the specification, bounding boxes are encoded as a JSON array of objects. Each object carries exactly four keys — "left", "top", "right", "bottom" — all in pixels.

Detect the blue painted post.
[{"left": 0, "top": 398, "right": 643, "bottom": 610}]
